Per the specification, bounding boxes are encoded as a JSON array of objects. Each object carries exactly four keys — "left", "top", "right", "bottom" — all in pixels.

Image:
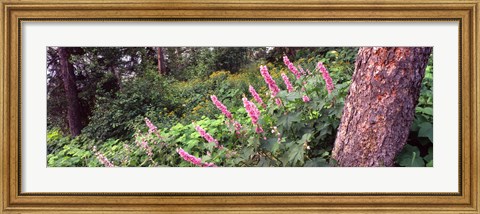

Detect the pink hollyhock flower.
[
  {"left": 93, "top": 146, "right": 114, "bottom": 167},
  {"left": 202, "top": 162, "right": 217, "bottom": 167},
  {"left": 317, "top": 61, "right": 334, "bottom": 94},
  {"left": 306, "top": 69, "right": 312, "bottom": 75},
  {"left": 177, "top": 148, "right": 202, "bottom": 166},
  {"left": 195, "top": 125, "right": 220, "bottom": 148},
  {"left": 144, "top": 117, "right": 157, "bottom": 133},
  {"left": 255, "top": 126, "right": 264, "bottom": 134},
  {"left": 242, "top": 97, "right": 263, "bottom": 133},
  {"left": 275, "top": 98, "right": 282, "bottom": 106},
  {"left": 303, "top": 95, "right": 310, "bottom": 103},
  {"left": 136, "top": 139, "right": 153, "bottom": 157},
  {"left": 210, "top": 95, "right": 232, "bottom": 119},
  {"left": 283, "top": 56, "right": 301, "bottom": 79},
  {"left": 249, "top": 85, "right": 265, "bottom": 108},
  {"left": 242, "top": 97, "right": 260, "bottom": 124},
  {"left": 233, "top": 121, "right": 242, "bottom": 132},
  {"left": 298, "top": 65, "right": 306, "bottom": 75},
  {"left": 281, "top": 73, "right": 294, "bottom": 93},
  {"left": 260, "top": 65, "right": 280, "bottom": 97}
]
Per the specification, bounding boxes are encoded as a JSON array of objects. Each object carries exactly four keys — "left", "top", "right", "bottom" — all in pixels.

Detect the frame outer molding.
[{"left": 1, "top": 0, "right": 478, "bottom": 213}]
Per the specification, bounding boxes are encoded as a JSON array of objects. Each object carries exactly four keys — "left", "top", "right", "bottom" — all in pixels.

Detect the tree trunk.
[
  {"left": 332, "top": 47, "right": 432, "bottom": 167},
  {"left": 156, "top": 47, "right": 166, "bottom": 75},
  {"left": 58, "top": 47, "right": 83, "bottom": 137}
]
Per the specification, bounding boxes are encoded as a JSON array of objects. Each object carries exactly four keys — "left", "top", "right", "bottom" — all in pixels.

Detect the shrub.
[{"left": 84, "top": 56, "right": 350, "bottom": 167}]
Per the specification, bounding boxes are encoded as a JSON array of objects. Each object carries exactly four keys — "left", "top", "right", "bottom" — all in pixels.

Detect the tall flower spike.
[
  {"left": 177, "top": 148, "right": 202, "bottom": 166},
  {"left": 281, "top": 73, "right": 294, "bottom": 93},
  {"left": 283, "top": 55, "right": 301, "bottom": 79},
  {"left": 303, "top": 95, "right": 310, "bottom": 103},
  {"left": 202, "top": 162, "right": 217, "bottom": 167},
  {"left": 177, "top": 148, "right": 217, "bottom": 167},
  {"left": 248, "top": 85, "right": 265, "bottom": 108},
  {"left": 93, "top": 146, "right": 114, "bottom": 167},
  {"left": 260, "top": 65, "right": 280, "bottom": 97},
  {"left": 136, "top": 139, "right": 153, "bottom": 157},
  {"left": 195, "top": 125, "right": 220, "bottom": 148},
  {"left": 275, "top": 98, "right": 282, "bottom": 106},
  {"left": 210, "top": 95, "right": 232, "bottom": 119},
  {"left": 242, "top": 97, "right": 260, "bottom": 124},
  {"left": 298, "top": 65, "right": 306, "bottom": 75},
  {"left": 317, "top": 61, "right": 334, "bottom": 94},
  {"left": 144, "top": 117, "right": 157, "bottom": 133},
  {"left": 242, "top": 97, "right": 263, "bottom": 133}
]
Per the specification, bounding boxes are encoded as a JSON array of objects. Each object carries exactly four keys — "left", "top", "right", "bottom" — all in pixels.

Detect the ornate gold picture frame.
[{"left": 1, "top": 0, "right": 478, "bottom": 213}]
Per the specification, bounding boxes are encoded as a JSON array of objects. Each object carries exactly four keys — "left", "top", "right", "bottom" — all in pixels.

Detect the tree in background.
[
  {"left": 156, "top": 47, "right": 167, "bottom": 75},
  {"left": 48, "top": 47, "right": 155, "bottom": 134},
  {"left": 57, "top": 47, "right": 85, "bottom": 136},
  {"left": 332, "top": 47, "right": 432, "bottom": 166},
  {"left": 212, "top": 47, "right": 249, "bottom": 73}
]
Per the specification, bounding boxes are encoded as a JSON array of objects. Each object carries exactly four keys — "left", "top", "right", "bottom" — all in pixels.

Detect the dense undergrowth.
[{"left": 47, "top": 48, "right": 433, "bottom": 167}]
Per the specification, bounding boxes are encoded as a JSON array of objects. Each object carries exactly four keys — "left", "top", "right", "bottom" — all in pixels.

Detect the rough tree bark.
[
  {"left": 58, "top": 47, "right": 83, "bottom": 137},
  {"left": 156, "top": 47, "right": 167, "bottom": 75},
  {"left": 332, "top": 47, "right": 432, "bottom": 167}
]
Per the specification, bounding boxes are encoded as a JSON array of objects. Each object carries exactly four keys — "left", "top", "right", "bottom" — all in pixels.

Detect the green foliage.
[
  {"left": 82, "top": 69, "right": 176, "bottom": 141},
  {"left": 167, "top": 47, "right": 216, "bottom": 81},
  {"left": 49, "top": 56, "right": 352, "bottom": 167},
  {"left": 396, "top": 145, "right": 425, "bottom": 167},
  {"left": 212, "top": 47, "right": 249, "bottom": 73},
  {"left": 47, "top": 131, "right": 96, "bottom": 167},
  {"left": 400, "top": 54, "right": 433, "bottom": 166}
]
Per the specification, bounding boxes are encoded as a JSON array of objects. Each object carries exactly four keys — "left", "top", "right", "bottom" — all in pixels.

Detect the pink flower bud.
[
  {"left": 260, "top": 65, "right": 280, "bottom": 97},
  {"left": 317, "top": 62, "right": 334, "bottom": 94},
  {"left": 283, "top": 55, "right": 301, "bottom": 79},
  {"left": 281, "top": 73, "right": 294, "bottom": 93},
  {"left": 195, "top": 125, "right": 220, "bottom": 148},
  {"left": 242, "top": 97, "right": 260, "bottom": 124},
  {"left": 302, "top": 95, "right": 310, "bottom": 103},
  {"left": 210, "top": 95, "right": 232, "bottom": 119},
  {"left": 249, "top": 85, "right": 265, "bottom": 108},
  {"left": 177, "top": 148, "right": 202, "bottom": 166},
  {"left": 144, "top": 117, "right": 157, "bottom": 133},
  {"left": 93, "top": 146, "right": 114, "bottom": 167}
]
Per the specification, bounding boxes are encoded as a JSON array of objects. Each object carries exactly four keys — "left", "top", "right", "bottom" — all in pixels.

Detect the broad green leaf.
[
  {"left": 189, "top": 132, "right": 200, "bottom": 138},
  {"left": 279, "top": 152, "right": 289, "bottom": 167},
  {"left": 261, "top": 138, "right": 280, "bottom": 153},
  {"left": 397, "top": 145, "right": 425, "bottom": 167},
  {"left": 185, "top": 139, "right": 199, "bottom": 150},
  {"left": 285, "top": 92, "right": 302, "bottom": 101},
  {"left": 278, "top": 112, "right": 302, "bottom": 130},
  {"left": 240, "top": 147, "right": 254, "bottom": 160},
  {"left": 298, "top": 133, "right": 312, "bottom": 144},
  {"left": 257, "top": 157, "right": 272, "bottom": 167},
  {"left": 418, "top": 122, "right": 433, "bottom": 142},
  {"left": 276, "top": 91, "right": 288, "bottom": 100},
  {"left": 426, "top": 160, "right": 433, "bottom": 167},
  {"left": 176, "top": 134, "right": 187, "bottom": 144},
  {"left": 287, "top": 144, "right": 305, "bottom": 165},
  {"left": 423, "top": 146, "right": 433, "bottom": 165},
  {"left": 417, "top": 107, "right": 433, "bottom": 116},
  {"left": 204, "top": 141, "right": 216, "bottom": 152},
  {"left": 304, "top": 157, "right": 328, "bottom": 167},
  {"left": 201, "top": 155, "right": 212, "bottom": 162}
]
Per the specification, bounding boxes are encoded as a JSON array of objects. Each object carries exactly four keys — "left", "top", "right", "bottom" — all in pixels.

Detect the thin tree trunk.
[
  {"left": 58, "top": 47, "right": 83, "bottom": 137},
  {"left": 332, "top": 47, "right": 432, "bottom": 167},
  {"left": 157, "top": 47, "right": 166, "bottom": 75}
]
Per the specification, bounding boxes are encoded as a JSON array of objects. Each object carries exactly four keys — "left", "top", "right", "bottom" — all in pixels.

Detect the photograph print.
[{"left": 46, "top": 47, "right": 433, "bottom": 167}]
